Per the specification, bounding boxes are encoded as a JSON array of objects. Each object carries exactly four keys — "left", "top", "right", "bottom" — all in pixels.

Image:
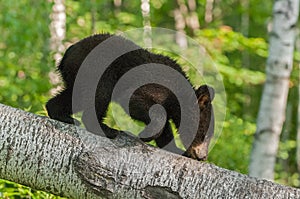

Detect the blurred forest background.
[{"left": 0, "top": 0, "right": 299, "bottom": 198}]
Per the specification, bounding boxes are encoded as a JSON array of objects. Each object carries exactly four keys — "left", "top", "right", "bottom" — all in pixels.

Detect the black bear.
[{"left": 46, "top": 34, "right": 214, "bottom": 161}]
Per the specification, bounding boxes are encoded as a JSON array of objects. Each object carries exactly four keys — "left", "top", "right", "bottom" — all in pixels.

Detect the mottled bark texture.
[
  {"left": 249, "top": 0, "right": 299, "bottom": 179},
  {"left": 0, "top": 103, "right": 300, "bottom": 198}
]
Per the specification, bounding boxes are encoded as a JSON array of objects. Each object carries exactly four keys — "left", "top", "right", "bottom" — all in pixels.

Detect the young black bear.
[{"left": 46, "top": 34, "right": 214, "bottom": 161}]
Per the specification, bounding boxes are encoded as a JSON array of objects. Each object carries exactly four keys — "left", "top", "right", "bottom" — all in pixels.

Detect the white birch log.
[{"left": 0, "top": 104, "right": 300, "bottom": 198}]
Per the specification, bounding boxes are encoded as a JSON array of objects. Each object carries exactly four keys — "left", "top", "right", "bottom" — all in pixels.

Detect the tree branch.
[{"left": 0, "top": 103, "right": 299, "bottom": 198}]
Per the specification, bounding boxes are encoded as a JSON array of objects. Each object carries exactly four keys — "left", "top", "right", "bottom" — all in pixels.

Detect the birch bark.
[
  {"left": 249, "top": 0, "right": 299, "bottom": 180},
  {"left": 1, "top": 104, "right": 300, "bottom": 198}
]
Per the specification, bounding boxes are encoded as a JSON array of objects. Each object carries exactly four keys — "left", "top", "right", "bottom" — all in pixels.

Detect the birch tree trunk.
[
  {"left": 141, "top": 0, "right": 152, "bottom": 48},
  {"left": 186, "top": 0, "right": 200, "bottom": 33},
  {"left": 49, "top": 0, "right": 66, "bottom": 65},
  {"left": 1, "top": 104, "right": 300, "bottom": 198},
  {"left": 174, "top": 0, "right": 188, "bottom": 49},
  {"left": 296, "top": 32, "right": 300, "bottom": 174},
  {"left": 241, "top": 0, "right": 250, "bottom": 68},
  {"left": 91, "top": 0, "right": 96, "bottom": 34},
  {"left": 174, "top": 0, "right": 199, "bottom": 49},
  {"left": 48, "top": 0, "right": 66, "bottom": 96},
  {"left": 298, "top": 81, "right": 300, "bottom": 171},
  {"left": 249, "top": 0, "right": 299, "bottom": 180},
  {"left": 205, "top": 0, "right": 214, "bottom": 24}
]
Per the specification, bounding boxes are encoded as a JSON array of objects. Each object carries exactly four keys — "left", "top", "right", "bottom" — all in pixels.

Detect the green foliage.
[
  {"left": 193, "top": 27, "right": 267, "bottom": 174},
  {"left": 209, "top": 111, "right": 256, "bottom": 173},
  {"left": 104, "top": 102, "right": 186, "bottom": 150},
  {"left": 0, "top": 0, "right": 298, "bottom": 197},
  {"left": 104, "top": 102, "right": 145, "bottom": 135},
  {"left": 275, "top": 138, "right": 300, "bottom": 187},
  {"left": 0, "top": 0, "right": 62, "bottom": 198},
  {"left": 0, "top": 0, "right": 52, "bottom": 112},
  {"left": 0, "top": 179, "right": 65, "bottom": 199}
]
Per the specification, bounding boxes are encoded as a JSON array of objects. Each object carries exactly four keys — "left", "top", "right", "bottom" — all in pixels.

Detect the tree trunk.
[
  {"left": 186, "top": 0, "right": 200, "bottom": 33},
  {"left": 249, "top": 0, "right": 299, "bottom": 180},
  {"left": 240, "top": 0, "right": 250, "bottom": 68},
  {"left": 174, "top": 0, "right": 188, "bottom": 49},
  {"left": 91, "top": 0, "right": 97, "bottom": 34},
  {"left": 298, "top": 83, "right": 300, "bottom": 173},
  {"left": 141, "top": 0, "right": 152, "bottom": 48},
  {"left": 297, "top": 32, "right": 300, "bottom": 174},
  {"left": 0, "top": 104, "right": 300, "bottom": 198},
  {"left": 49, "top": 0, "right": 66, "bottom": 65},
  {"left": 205, "top": 0, "right": 214, "bottom": 24},
  {"left": 48, "top": 0, "right": 66, "bottom": 96}
]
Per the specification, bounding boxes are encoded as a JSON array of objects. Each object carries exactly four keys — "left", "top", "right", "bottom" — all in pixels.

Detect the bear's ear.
[{"left": 195, "top": 85, "right": 214, "bottom": 109}]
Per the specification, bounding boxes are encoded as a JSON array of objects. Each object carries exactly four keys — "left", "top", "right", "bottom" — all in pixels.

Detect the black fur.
[{"left": 46, "top": 34, "right": 214, "bottom": 160}]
